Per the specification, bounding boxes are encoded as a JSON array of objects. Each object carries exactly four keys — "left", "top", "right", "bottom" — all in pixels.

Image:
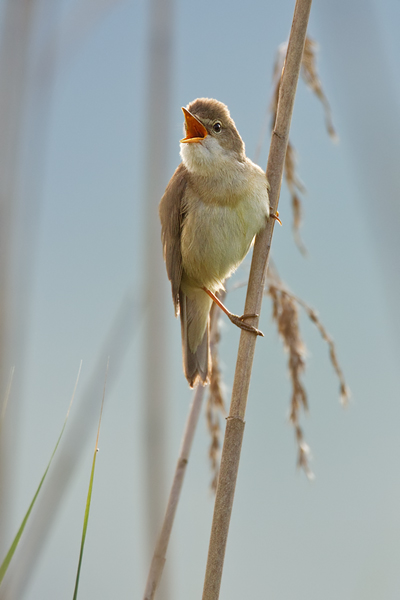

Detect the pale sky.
[{"left": 2, "top": 0, "right": 400, "bottom": 599}]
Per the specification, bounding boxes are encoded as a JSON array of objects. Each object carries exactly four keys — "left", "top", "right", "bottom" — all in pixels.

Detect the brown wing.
[{"left": 159, "top": 162, "right": 188, "bottom": 315}]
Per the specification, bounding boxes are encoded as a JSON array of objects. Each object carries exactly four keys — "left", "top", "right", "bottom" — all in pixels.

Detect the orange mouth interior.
[{"left": 180, "top": 108, "right": 208, "bottom": 143}]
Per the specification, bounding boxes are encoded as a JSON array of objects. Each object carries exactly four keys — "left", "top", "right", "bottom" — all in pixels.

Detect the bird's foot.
[
  {"left": 228, "top": 313, "right": 264, "bottom": 337},
  {"left": 270, "top": 210, "right": 282, "bottom": 226},
  {"left": 202, "top": 287, "right": 264, "bottom": 336}
]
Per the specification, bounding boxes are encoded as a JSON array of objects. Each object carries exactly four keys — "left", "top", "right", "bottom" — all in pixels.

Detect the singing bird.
[{"left": 159, "top": 98, "right": 271, "bottom": 387}]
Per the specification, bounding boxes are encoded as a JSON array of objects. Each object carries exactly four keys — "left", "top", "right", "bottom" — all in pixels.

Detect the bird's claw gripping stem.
[
  {"left": 228, "top": 314, "right": 264, "bottom": 337},
  {"left": 202, "top": 287, "right": 264, "bottom": 337},
  {"left": 271, "top": 210, "right": 282, "bottom": 226}
]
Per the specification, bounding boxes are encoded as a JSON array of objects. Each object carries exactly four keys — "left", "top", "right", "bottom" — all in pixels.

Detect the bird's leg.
[{"left": 202, "top": 288, "right": 264, "bottom": 337}]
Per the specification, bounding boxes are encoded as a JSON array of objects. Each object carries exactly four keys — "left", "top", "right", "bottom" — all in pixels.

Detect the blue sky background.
[{"left": 1, "top": 0, "right": 400, "bottom": 598}]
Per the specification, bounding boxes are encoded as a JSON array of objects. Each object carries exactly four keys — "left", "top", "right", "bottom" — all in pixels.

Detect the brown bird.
[{"left": 159, "top": 98, "right": 271, "bottom": 387}]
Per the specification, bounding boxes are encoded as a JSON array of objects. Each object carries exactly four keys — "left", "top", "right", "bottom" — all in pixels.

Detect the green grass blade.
[
  {"left": 0, "top": 361, "right": 82, "bottom": 584},
  {"left": 72, "top": 359, "right": 108, "bottom": 600},
  {"left": 72, "top": 446, "right": 98, "bottom": 600}
]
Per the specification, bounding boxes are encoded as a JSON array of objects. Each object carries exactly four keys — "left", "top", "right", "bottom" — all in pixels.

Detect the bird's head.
[{"left": 179, "top": 98, "right": 245, "bottom": 175}]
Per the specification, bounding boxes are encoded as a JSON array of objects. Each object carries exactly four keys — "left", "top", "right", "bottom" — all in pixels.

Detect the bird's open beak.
[{"left": 180, "top": 108, "right": 208, "bottom": 143}]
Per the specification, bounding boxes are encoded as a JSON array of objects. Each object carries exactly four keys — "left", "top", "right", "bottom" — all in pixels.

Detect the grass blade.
[
  {"left": 72, "top": 359, "right": 108, "bottom": 600},
  {"left": 0, "top": 361, "right": 82, "bottom": 584}
]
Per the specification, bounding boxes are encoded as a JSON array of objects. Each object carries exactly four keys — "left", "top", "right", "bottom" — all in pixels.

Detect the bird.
[{"left": 159, "top": 98, "right": 272, "bottom": 388}]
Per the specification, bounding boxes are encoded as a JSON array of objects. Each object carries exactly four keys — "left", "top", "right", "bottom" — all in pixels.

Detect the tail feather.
[{"left": 179, "top": 289, "right": 211, "bottom": 387}]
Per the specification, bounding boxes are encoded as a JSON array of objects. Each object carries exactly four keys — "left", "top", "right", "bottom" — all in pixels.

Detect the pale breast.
[{"left": 181, "top": 169, "right": 269, "bottom": 292}]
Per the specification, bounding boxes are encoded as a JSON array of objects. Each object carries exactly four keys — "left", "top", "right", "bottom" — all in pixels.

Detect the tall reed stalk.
[
  {"left": 0, "top": 0, "right": 35, "bottom": 570},
  {"left": 143, "top": 4, "right": 174, "bottom": 599},
  {"left": 143, "top": 301, "right": 222, "bottom": 600},
  {"left": 143, "top": 384, "right": 205, "bottom": 600},
  {"left": 202, "top": 1, "right": 313, "bottom": 598}
]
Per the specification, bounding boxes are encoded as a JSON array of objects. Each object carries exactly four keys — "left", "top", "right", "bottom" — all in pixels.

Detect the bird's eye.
[{"left": 213, "top": 121, "right": 222, "bottom": 133}]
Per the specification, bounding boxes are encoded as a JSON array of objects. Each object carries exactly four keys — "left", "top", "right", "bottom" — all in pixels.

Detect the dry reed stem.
[
  {"left": 228, "top": 264, "right": 349, "bottom": 479},
  {"left": 265, "top": 265, "right": 350, "bottom": 477},
  {"left": 285, "top": 140, "right": 308, "bottom": 255},
  {"left": 206, "top": 366, "right": 226, "bottom": 492},
  {"left": 268, "top": 278, "right": 310, "bottom": 474},
  {"left": 143, "top": 385, "right": 205, "bottom": 600},
  {"left": 143, "top": 302, "right": 222, "bottom": 600},
  {"left": 272, "top": 37, "right": 337, "bottom": 142},
  {"left": 271, "top": 42, "right": 307, "bottom": 254},
  {"left": 271, "top": 36, "right": 337, "bottom": 254},
  {"left": 206, "top": 297, "right": 227, "bottom": 492},
  {"left": 301, "top": 38, "right": 337, "bottom": 142},
  {"left": 201, "top": 2, "right": 312, "bottom": 598},
  {"left": 266, "top": 274, "right": 350, "bottom": 407}
]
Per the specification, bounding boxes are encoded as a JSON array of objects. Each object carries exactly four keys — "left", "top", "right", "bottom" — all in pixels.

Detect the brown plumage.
[{"left": 159, "top": 98, "right": 270, "bottom": 387}]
